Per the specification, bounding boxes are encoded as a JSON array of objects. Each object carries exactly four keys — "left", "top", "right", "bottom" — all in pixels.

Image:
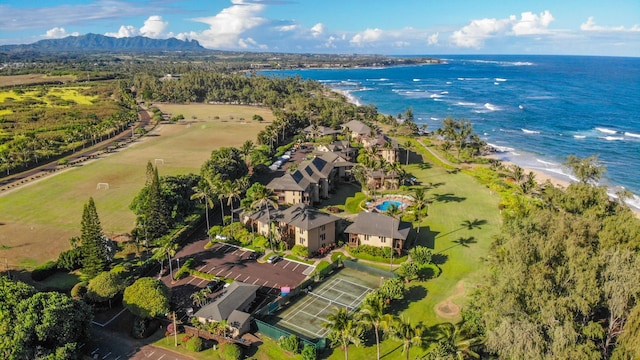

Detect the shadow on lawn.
[
  {"left": 432, "top": 192, "right": 466, "bottom": 203},
  {"left": 389, "top": 284, "right": 428, "bottom": 315}
]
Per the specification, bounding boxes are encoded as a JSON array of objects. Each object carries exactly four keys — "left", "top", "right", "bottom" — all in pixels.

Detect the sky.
[{"left": 1, "top": 0, "right": 639, "bottom": 57}]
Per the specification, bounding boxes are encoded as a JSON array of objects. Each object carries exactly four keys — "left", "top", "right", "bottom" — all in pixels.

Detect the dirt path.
[{"left": 416, "top": 139, "right": 456, "bottom": 168}]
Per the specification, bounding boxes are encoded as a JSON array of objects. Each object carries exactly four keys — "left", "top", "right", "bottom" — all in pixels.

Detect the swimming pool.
[{"left": 375, "top": 200, "right": 405, "bottom": 212}]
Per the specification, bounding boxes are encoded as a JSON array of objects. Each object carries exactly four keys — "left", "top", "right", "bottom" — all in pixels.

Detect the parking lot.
[{"left": 165, "top": 240, "right": 315, "bottom": 309}]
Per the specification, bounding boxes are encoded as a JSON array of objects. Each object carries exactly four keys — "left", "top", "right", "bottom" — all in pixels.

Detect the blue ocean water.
[{"left": 261, "top": 55, "right": 640, "bottom": 209}]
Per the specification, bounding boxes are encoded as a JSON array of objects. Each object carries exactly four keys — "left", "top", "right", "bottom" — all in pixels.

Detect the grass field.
[
  {"left": 0, "top": 104, "right": 271, "bottom": 268},
  {"left": 0, "top": 74, "right": 77, "bottom": 87},
  {"left": 0, "top": 87, "right": 97, "bottom": 106}
]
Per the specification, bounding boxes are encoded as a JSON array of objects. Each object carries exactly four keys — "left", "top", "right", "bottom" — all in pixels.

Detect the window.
[
  {"left": 320, "top": 225, "right": 326, "bottom": 231},
  {"left": 300, "top": 237, "right": 306, "bottom": 244},
  {"left": 381, "top": 236, "right": 386, "bottom": 243},
  {"left": 364, "top": 234, "right": 370, "bottom": 241},
  {"left": 320, "top": 233, "right": 326, "bottom": 241}
]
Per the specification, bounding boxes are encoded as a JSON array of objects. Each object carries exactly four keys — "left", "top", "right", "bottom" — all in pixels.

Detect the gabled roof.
[
  {"left": 267, "top": 172, "right": 308, "bottom": 192},
  {"left": 344, "top": 212, "right": 411, "bottom": 240},
  {"left": 315, "top": 151, "right": 354, "bottom": 168},
  {"left": 303, "top": 125, "right": 341, "bottom": 136},
  {"left": 194, "top": 282, "right": 260, "bottom": 322},
  {"left": 342, "top": 120, "right": 371, "bottom": 135},
  {"left": 278, "top": 203, "right": 340, "bottom": 231}
]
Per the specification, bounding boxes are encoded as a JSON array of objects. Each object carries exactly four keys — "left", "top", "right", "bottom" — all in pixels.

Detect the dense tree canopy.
[{"left": 123, "top": 277, "right": 170, "bottom": 319}]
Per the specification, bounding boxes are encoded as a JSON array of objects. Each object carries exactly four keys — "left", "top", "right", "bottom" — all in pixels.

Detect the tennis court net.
[{"left": 307, "top": 291, "right": 357, "bottom": 311}]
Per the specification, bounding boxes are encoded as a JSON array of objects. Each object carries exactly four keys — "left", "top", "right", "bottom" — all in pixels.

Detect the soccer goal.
[
  {"left": 154, "top": 158, "right": 165, "bottom": 165},
  {"left": 96, "top": 182, "right": 110, "bottom": 190}
]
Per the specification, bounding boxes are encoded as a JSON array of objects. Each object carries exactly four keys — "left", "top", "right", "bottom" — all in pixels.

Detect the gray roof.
[
  {"left": 194, "top": 282, "right": 259, "bottom": 322},
  {"left": 277, "top": 203, "right": 340, "bottom": 231},
  {"left": 344, "top": 212, "right": 411, "bottom": 240},
  {"left": 227, "top": 310, "right": 251, "bottom": 329},
  {"left": 342, "top": 120, "right": 371, "bottom": 135},
  {"left": 267, "top": 172, "right": 308, "bottom": 192},
  {"left": 315, "top": 151, "right": 353, "bottom": 167},
  {"left": 303, "top": 125, "right": 341, "bottom": 136}
]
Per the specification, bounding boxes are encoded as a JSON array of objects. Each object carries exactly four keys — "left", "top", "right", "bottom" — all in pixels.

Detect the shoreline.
[{"left": 330, "top": 87, "right": 640, "bottom": 218}]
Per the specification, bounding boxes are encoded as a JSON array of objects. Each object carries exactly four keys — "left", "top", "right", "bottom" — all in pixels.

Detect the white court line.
[
  {"left": 216, "top": 269, "right": 225, "bottom": 276},
  {"left": 282, "top": 261, "right": 290, "bottom": 269},
  {"left": 244, "top": 275, "right": 251, "bottom": 282},
  {"left": 102, "top": 353, "right": 111, "bottom": 359},
  {"left": 226, "top": 271, "right": 233, "bottom": 278},
  {"left": 292, "top": 263, "right": 300, "bottom": 272},
  {"left": 263, "top": 280, "right": 269, "bottom": 286},
  {"left": 91, "top": 349, "right": 99, "bottom": 355},
  {"left": 253, "top": 278, "right": 259, "bottom": 285},
  {"left": 234, "top": 273, "right": 242, "bottom": 280},
  {"left": 157, "top": 354, "right": 165, "bottom": 360}
]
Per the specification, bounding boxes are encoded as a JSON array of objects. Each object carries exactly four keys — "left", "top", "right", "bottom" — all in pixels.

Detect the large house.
[
  {"left": 315, "top": 140, "right": 358, "bottom": 162},
  {"left": 341, "top": 120, "right": 372, "bottom": 141},
  {"left": 302, "top": 124, "right": 341, "bottom": 139},
  {"left": 267, "top": 156, "right": 337, "bottom": 205},
  {"left": 344, "top": 212, "right": 411, "bottom": 254},
  {"left": 242, "top": 203, "right": 340, "bottom": 256},
  {"left": 194, "top": 281, "right": 260, "bottom": 338}
]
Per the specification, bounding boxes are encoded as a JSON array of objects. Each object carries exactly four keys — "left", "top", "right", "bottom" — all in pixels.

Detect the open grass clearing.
[
  {"left": 0, "top": 74, "right": 77, "bottom": 87},
  {"left": 0, "top": 104, "right": 270, "bottom": 268},
  {"left": 0, "top": 87, "right": 97, "bottom": 106}
]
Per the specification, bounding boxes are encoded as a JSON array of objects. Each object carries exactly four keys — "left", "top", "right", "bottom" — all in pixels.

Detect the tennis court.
[{"left": 274, "top": 268, "right": 381, "bottom": 339}]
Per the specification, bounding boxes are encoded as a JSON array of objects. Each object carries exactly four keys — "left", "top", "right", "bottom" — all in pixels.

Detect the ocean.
[{"left": 260, "top": 55, "right": 640, "bottom": 209}]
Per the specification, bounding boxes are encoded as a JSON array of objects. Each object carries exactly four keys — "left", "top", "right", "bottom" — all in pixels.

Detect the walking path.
[{"left": 416, "top": 139, "right": 455, "bottom": 168}]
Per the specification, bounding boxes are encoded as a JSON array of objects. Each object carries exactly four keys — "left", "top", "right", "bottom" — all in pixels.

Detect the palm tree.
[
  {"left": 323, "top": 307, "right": 363, "bottom": 360},
  {"left": 240, "top": 140, "right": 255, "bottom": 167},
  {"left": 191, "top": 179, "right": 215, "bottom": 242},
  {"left": 412, "top": 187, "right": 427, "bottom": 233},
  {"left": 221, "top": 179, "right": 244, "bottom": 238},
  {"left": 356, "top": 293, "right": 387, "bottom": 360},
  {"left": 403, "top": 140, "right": 413, "bottom": 166},
  {"left": 190, "top": 287, "right": 212, "bottom": 307},
  {"left": 250, "top": 185, "right": 279, "bottom": 252},
  {"left": 386, "top": 204, "right": 402, "bottom": 271},
  {"left": 431, "top": 323, "right": 482, "bottom": 359},
  {"left": 153, "top": 239, "right": 178, "bottom": 280},
  {"left": 387, "top": 316, "right": 426, "bottom": 360}
]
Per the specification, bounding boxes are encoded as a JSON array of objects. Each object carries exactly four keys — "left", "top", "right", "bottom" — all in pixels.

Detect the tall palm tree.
[
  {"left": 250, "top": 185, "right": 279, "bottom": 252},
  {"left": 153, "top": 239, "right": 178, "bottom": 280},
  {"left": 222, "top": 178, "right": 246, "bottom": 238},
  {"left": 386, "top": 204, "right": 402, "bottom": 271},
  {"left": 403, "top": 140, "right": 413, "bottom": 166},
  {"left": 191, "top": 179, "right": 215, "bottom": 242},
  {"left": 387, "top": 316, "right": 426, "bottom": 360},
  {"left": 323, "top": 307, "right": 363, "bottom": 360},
  {"left": 412, "top": 187, "right": 427, "bottom": 233},
  {"left": 356, "top": 293, "right": 387, "bottom": 360},
  {"left": 240, "top": 140, "right": 255, "bottom": 167}
]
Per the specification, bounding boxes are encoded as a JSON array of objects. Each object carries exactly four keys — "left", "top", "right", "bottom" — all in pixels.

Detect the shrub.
[
  {"left": 409, "top": 246, "right": 432, "bottom": 265},
  {"left": 174, "top": 258, "right": 194, "bottom": 280},
  {"left": 291, "top": 245, "right": 309, "bottom": 258},
  {"left": 301, "top": 344, "right": 317, "bottom": 360},
  {"left": 278, "top": 334, "right": 301, "bottom": 354},
  {"left": 57, "top": 248, "right": 83, "bottom": 271},
  {"left": 31, "top": 260, "right": 59, "bottom": 281},
  {"left": 71, "top": 281, "right": 88, "bottom": 300},
  {"left": 252, "top": 235, "right": 269, "bottom": 250},
  {"left": 186, "top": 336, "right": 203, "bottom": 352},
  {"left": 350, "top": 245, "right": 392, "bottom": 259},
  {"left": 220, "top": 343, "right": 242, "bottom": 360}
]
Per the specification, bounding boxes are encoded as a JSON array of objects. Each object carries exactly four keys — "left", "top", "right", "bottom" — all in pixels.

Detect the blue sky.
[{"left": 1, "top": 0, "right": 639, "bottom": 56}]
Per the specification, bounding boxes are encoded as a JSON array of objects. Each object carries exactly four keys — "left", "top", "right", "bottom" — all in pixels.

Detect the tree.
[
  {"left": 80, "top": 197, "right": 107, "bottom": 278},
  {"left": 386, "top": 204, "right": 402, "bottom": 270},
  {"left": 386, "top": 315, "right": 426, "bottom": 360},
  {"left": 409, "top": 246, "right": 432, "bottom": 265},
  {"left": 86, "top": 271, "right": 125, "bottom": 308},
  {"left": 123, "top": 277, "right": 170, "bottom": 319},
  {"left": 191, "top": 179, "right": 215, "bottom": 242},
  {"left": 323, "top": 307, "right": 363, "bottom": 360},
  {"left": 396, "top": 261, "right": 419, "bottom": 282},
  {"left": 250, "top": 184, "right": 279, "bottom": 251},
  {"left": 357, "top": 292, "right": 387, "bottom": 360},
  {"left": 403, "top": 140, "right": 413, "bottom": 166},
  {"left": 564, "top": 154, "right": 605, "bottom": 184},
  {"left": 412, "top": 187, "right": 428, "bottom": 232},
  {"left": 240, "top": 140, "right": 255, "bottom": 167},
  {"left": 12, "top": 291, "right": 92, "bottom": 359},
  {"left": 153, "top": 238, "right": 178, "bottom": 280},
  {"left": 379, "top": 278, "right": 405, "bottom": 303},
  {"left": 130, "top": 162, "right": 171, "bottom": 243}
]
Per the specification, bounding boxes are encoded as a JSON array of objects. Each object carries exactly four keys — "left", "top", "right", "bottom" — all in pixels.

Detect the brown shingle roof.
[{"left": 344, "top": 212, "right": 411, "bottom": 240}]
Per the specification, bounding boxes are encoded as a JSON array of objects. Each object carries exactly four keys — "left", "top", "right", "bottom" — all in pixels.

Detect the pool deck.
[{"left": 366, "top": 194, "right": 414, "bottom": 212}]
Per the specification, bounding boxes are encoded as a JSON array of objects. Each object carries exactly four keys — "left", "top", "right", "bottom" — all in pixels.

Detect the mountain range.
[{"left": 0, "top": 33, "right": 206, "bottom": 53}]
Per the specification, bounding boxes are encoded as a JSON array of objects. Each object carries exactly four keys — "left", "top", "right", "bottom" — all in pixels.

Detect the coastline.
[{"left": 330, "top": 87, "right": 640, "bottom": 219}]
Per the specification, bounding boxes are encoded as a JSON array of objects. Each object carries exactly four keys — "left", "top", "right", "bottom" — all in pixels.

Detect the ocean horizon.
[{"left": 260, "top": 55, "right": 640, "bottom": 210}]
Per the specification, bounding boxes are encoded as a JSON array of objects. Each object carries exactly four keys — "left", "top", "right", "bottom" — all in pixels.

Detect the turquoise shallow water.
[{"left": 262, "top": 55, "right": 640, "bottom": 209}]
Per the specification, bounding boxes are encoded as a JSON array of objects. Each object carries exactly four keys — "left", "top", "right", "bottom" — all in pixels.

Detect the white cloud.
[
  {"left": 581, "top": 17, "right": 639, "bottom": 32},
  {"left": 428, "top": 32, "right": 439, "bottom": 45},
  {"left": 451, "top": 10, "right": 555, "bottom": 48},
  {"left": 105, "top": 25, "right": 139, "bottom": 38},
  {"left": 44, "top": 27, "right": 79, "bottom": 39},
  {"left": 451, "top": 17, "right": 512, "bottom": 48},
  {"left": 140, "top": 15, "right": 168, "bottom": 38},
  {"left": 350, "top": 28, "right": 384, "bottom": 46},
  {"left": 277, "top": 24, "right": 298, "bottom": 32},
  {"left": 512, "top": 11, "right": 554, "bottom": 35},
  {"left": 180, "top": 0, "right": 267, "bottom": 49},
  {"left": 311, "top": 23, "right": 324, "bottom": 38}
]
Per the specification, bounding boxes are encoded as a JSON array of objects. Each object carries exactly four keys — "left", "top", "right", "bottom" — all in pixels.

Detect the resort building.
[
  {"left": 341, "top": 120, "right": 372, "bottom": 142},
  {"left": 267, "top": 155, "right": 337, "bottom": 205},
  {"left": 302, "top": 124, "right": 341, "bottom": 139},
  {"left": 315, "top": 140, "right": 358, "bottom": 162},
  {"left": 193, "top": 281, "right": 260, "bottom": 338},
  {"left": 242, "top": 203, "right": 340, "bottom": 256},
  {"left": 344, "top": 212, "right": 411, "bottom": 254}
]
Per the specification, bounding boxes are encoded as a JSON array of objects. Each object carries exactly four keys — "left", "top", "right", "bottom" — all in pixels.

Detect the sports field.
[
  {"left": 0, "top": 104, "right": 271, "bottom": 268},
  {"left": 272, "top": 268, "right": 379, "bottom": 339}
]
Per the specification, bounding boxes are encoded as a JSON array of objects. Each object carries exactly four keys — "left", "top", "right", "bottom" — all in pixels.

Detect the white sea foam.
[
  {"left": 458, "top": 77, "right": 490, "bottom": 81},
  {"left": 494, "top": 82, "right": 500, "bottom": 85},
  {"left": 430, "top": 117, "right": 439, "bottom": 121},
  {"left": 430, "top": 94, "right": 442, "bottom": 98},
  {"left": 446, "top": 81, "right": 452, "bottom": 85},
  {"left": 595, "top": 127, "right": 618, "bottom": 135},
  {"left": 440, "top": 91, "right": 449, "bottom": 94},
  {"left": 625, "top": 132, "right": 640, "bottom": 138},
  {"left": 573, "top": 135, "right": 586, "bottom": 139},
  {"left": 522, "top": 129, "right": 540, "bottom": 134},
  {"left": 536, "top": 159, "right": 557, "bottom": 166},
  {"left": 602, "top": 136, "right": 625, "bottom": 141},
  {"left": 484, "top": 103, "right": 500, "bottom": 111},
  {"left": 456, "top": 101, "right": 477, "bottom": 106},
  {"left": 495, "top": 78, "right": 507, "bottom": 82},
  {"left": 413, "top": 78, "right": 420, "bottom": 82},
  {"left": 486, "top": 143, "right": 514, "bottom": 152}
]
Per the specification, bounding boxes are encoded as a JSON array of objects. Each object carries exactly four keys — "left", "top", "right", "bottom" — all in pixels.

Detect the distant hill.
[{"left": 0, "top": 33, "right": 206, "bottom": 53}]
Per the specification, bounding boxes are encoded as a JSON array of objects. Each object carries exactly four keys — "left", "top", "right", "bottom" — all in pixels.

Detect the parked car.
[
  {"left": 267, "top": 255, "right": 282, "bottom": 264},
  {"left": 205, "top": 280, "right": 224, "bottom": 292},
  {"left": 246, "top": 252, "right": 260, "bottom": 261}
]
